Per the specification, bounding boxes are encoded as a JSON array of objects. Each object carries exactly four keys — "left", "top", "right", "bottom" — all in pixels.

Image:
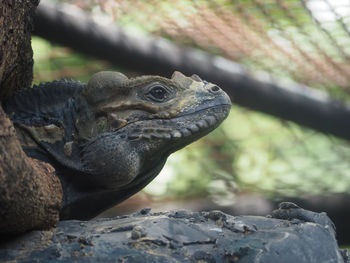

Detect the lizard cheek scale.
[{"left": 4, "top": 71, "right": 231, "bottom": 220}]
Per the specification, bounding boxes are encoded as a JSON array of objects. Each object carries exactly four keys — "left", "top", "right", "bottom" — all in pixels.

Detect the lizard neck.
[{"left": 3, "top": 80, "right": 88, "bottom": 170}]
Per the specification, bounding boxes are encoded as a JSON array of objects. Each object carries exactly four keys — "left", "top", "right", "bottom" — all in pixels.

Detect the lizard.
[{"left": 3, "top": 71, "right": 231, "bottom": 220}]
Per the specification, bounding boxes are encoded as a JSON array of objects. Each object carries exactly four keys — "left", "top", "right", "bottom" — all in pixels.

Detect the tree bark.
[
  {"left": 0, "top": 0, "right": 62, "bottom": 233},
  {"left": 0, "top": 0, "right": 36, "bottom": 99}
]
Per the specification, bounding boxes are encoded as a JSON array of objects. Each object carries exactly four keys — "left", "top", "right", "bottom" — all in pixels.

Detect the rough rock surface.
[{"left": 0, "top": 203, "right": 348, "bottom": 263}]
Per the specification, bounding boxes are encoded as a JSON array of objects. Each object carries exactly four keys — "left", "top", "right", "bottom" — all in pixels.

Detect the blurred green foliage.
[
  {"left": 32, "top": 37, "right": 111, "bottom": 84},
  {"left": 150, "top": 105, "right": 350, "bottom": 203}
]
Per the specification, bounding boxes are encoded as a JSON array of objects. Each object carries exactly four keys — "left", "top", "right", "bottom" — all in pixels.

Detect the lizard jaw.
[{"left": 125, "top": 104, "right": 231, "bottom": 143}]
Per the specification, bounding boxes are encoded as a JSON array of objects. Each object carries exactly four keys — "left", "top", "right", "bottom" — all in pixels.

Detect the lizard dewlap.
[{"left": 4, "top": 71, "right": 231, "bottom": 219}]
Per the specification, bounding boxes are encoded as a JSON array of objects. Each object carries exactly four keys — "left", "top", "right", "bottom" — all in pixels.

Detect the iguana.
[{"left": 4, "top": 71, "right": 231, "bottom": 220}]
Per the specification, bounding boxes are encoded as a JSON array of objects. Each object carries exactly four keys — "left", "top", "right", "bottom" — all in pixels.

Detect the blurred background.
[{"left": 33, "top": 0, "right": 350, "bottom": 244}]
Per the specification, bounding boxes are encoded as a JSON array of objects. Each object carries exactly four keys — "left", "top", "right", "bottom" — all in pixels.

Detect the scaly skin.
[{"left": 4, "top": 71, "right": 231, "bottom": 219}]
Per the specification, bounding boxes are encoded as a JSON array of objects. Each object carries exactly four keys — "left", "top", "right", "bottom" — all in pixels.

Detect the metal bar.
[{"left": 32, "top": 2, "right": 350, "bottom": 140}]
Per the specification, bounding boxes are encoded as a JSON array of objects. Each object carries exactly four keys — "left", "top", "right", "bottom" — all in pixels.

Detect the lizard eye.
[{"left": 147, "top": 86, "right": 168, "bottom": 102}]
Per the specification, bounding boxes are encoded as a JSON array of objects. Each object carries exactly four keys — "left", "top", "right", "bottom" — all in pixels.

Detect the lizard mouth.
[{"left": 125, "top": 104, "right": 231, "bottom": 142}]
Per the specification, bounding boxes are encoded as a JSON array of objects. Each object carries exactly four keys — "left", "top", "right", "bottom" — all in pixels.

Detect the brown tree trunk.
[{"left": 0, "top": 0, "right": 62, "bottom": 233}]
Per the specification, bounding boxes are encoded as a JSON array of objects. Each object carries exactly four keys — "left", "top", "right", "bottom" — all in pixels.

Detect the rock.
[{"left": 0, "top": 204, "right": 348, "bottom": 263}]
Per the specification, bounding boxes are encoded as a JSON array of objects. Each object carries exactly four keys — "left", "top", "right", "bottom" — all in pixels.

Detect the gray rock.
[{"left": 0, "top": 204, "right": 348, "bottom": 263}]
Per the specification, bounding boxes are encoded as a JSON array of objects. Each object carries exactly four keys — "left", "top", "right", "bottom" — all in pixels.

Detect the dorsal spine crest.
[{"left": 4, "top": 79, "right": 85, "bottom": 123}]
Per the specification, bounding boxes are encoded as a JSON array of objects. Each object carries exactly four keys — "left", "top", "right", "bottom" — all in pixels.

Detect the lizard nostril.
[{"left": 210, "top": 85, "right": 220, "bottom": 93}]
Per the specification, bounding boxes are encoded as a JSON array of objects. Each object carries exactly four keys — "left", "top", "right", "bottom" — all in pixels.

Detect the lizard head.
[
  {"left": 78, "top": 71, "right": 231, "bottom": 189},
  {"left": 82, "top": 71, "right": 231, "bottom": 138}
]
